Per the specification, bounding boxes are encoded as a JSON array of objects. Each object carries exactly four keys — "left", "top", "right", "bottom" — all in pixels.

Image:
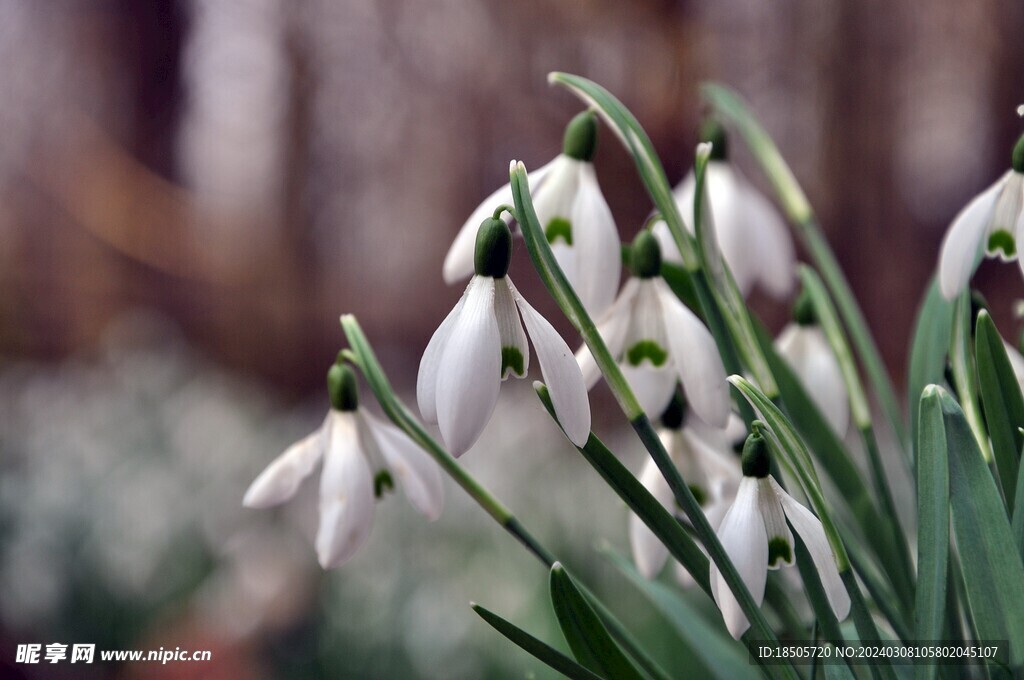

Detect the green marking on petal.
[
  {"left": 987, "top": 230, "right": 1016, "bottom": 259},
  {"left": 625, "top": 340, "right": 668, "bottom": 367},
  {"left": 688, "top": 484, "right": 707, "bottom": 506},
  {"left": 545, "top": 217, "right": 573, "bottom": 246},
  {"left": 500, "top": 346, "right": 526, "bottom": 378},
  {"left": 767, "top": 536, "right": 793, "bottom": 567},
  {"left": 374, "top": 470, "right": 394, "bottom": 498}
]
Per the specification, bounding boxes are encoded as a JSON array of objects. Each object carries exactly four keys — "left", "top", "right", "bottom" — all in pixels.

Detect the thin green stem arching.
[
  {"left": 511, "top": 163, "right": 795, "bottom": 673},
  {"left": 703, "top": 83, "right": 908, "bottom": 452}
]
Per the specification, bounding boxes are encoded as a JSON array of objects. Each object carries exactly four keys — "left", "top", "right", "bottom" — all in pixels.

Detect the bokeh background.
[{"left": 0, "top": 0, "right": 1022, "bottom": 678}]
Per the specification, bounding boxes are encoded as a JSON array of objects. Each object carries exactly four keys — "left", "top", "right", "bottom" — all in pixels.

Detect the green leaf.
[
  {"left": 601, "top": 546, "right": 758, "bottom": 680},
  {"left": 471, "top": 603, "right": 603, "bottom": 680},
  {"left": 1014, "top": 440, "right": 1024, "bottom": 560},
  {"left": 949, "top": 293, "right": 990, "bottom": 461},
  {"left": 934, "top": 386, "right": 1024, "bottom": 666},
  {"left": 549, "top": 563, "right": 645, "bottom": 680},
  {"left": 975, "top": 310, "right": 1024, "bottom": 510},
  {"left": 915, "top": 387, "right": 949, "bottom": 680},
  {"left": 907, "top": 278, "right": 955, "bottom": 448}
]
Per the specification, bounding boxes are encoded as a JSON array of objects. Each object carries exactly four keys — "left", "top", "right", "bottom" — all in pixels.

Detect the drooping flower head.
[
  {"left": 938, "top": 120, "right": 1024, "bottom": 300},
  {"left": 443, "top": 111, "right": 621, "bottom": 317},
  {"left": 243, "top": 363, "right": 443, "bottom": 569},
  {"left": 630, "top": 394, "right": 741, "bottom": 580},
  {"left": 774, "top": 289, "right": 849, "bottom": 436},
  {"left": 576, "top": 229, "right": 731, "bottom": 426},
  {"left": 419, "top": 216, "right": 591, "bottom": 457},
  {"left": 710, "top": 430, "right": 849, "bottom": 639},
  {"left": 654, "top": 120, "right": 795, "bottom": 300}
]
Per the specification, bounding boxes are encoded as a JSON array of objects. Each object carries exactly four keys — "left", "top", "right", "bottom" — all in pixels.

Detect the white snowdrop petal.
[
  {"left": 532, "top": 155, "right": 579, "bottom": 237},
  {"left": 629, "top": 456, "right": 674, "bottom": 579},
  {"left": 418, "top": 287, "right": 468, "bottom": 424},
  {"left": 938, "top": 175, "right": 1005, "bottom": 300},
  {"left": 493, "top": 279, "right": 529, "bottom": 379},
  {"left": 756, "top": 478, "right": 794, "bottom": 569},
  {"left": 775, "top": 324, "right": 850, "bottom": 435},
  {"left": 991, "top": 173, "right": 1023, "bottom": 251},
  {"left": 741, "top": 186, "right": 795, "bottom": 299},
  {"left": 620, "top": 363, "right": 678, "bottom": 418},
  {"left": 710, "top": 477, "right": 768, "bottom": 639},
  {"left": 571, "top": 163, "right": 621, "bottom": 316},
  {"left": 243, "top": 421, "right": 326, "bottom": 508},
  {"left": 442, "top": 158, "right": 558, "bottom": 284},
  {"left": 361, "top": 411, "right": 444, "bottom": 521},
  {"left": 316, "top": 413, "right": 376, "bottom": 569},
  {"left": 655, "top": 280, "right": 730, "bottom": 427},
  {"left": 771, "top": 477, "right": 850, "bottom": 621},
  {"left": 679, "top": 427, "right": 741, "bottom": 496},
  {"left": 436, "top": 277, "right": 502, "bottom": 457},
  {"left": 511, "top": 282, "right": 591, "bottom": 446}
]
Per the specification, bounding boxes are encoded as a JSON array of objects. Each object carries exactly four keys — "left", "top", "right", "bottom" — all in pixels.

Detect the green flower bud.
[
  {"left": 1013, "top": 133, "right": 1024, "bottom": 174},
  {"left": 328, "top": 363, "right": 359, "bottom": 412},
  {"left": 741, "top": 430, "right": 771, "bottom": 478},
  {"left": 630, "top": 230, "right": 662, "bottom": 279},
  {"left": 699, "top": 119, "right": 728, "bottom": 161},
  {"left": 474, "top": 217, "right": 513, "bottom": 278},
  {"left": 793, "top": 288, "right": 817, "bottom": 326},
  {"left": 563, "top": 111, "right": 598, "bottom": 162}
]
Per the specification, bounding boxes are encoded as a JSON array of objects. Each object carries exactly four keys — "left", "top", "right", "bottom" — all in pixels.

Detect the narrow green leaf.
[
  {"left": 915, "top": 387, "right": 949, "bottom": 680},
  {"left": 472, "top": 603, "right": 603, "bottom": 680},
  {"left": 935, "top": 386, "right": 1024, "bottom": 666},
  {"left": 907, "top": 279, "right": 955, "bottom": 448},
  {"left": 949, "top": 293, "right": 990, "bottom": 461},
  {"left": 1015, "top": 434, "right": 1024, "bottom": 559},
  {"left": 975, "top": 310, "right": 1024, "bottom": 510},
  {"left": 601, "top": 546, "right": 758, "bottom": 680},
  {"left": 549, "top": 563, "right": 645, "bottom": 680}
]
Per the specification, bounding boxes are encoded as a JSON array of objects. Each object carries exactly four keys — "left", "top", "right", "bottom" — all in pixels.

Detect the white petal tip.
[
  {"left": 1018, "top": 105, "right": 1024, "bottom": 117},
  {"left": 696, "top": 142, "right": 713, "bottom": 159}
]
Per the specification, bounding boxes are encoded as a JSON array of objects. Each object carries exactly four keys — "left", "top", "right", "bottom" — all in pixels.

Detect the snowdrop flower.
[
  {"left": 774, "top": 293, "right": 849, "bottom": 435},
  {"left": 576, "top": 230, "right": 730, "bottom": 426},
  {"left": 419, "top": 217, "right": 591, "bottom": 457},
  {"left": 244, "top": 364, "right": 443, "bottom": 569},
  {"left": 654, "top": 122, "right": 795, "bottom": 299},
  {"left": 630, "top": 396, "right": 741, "bottom": 580},
  {"left": 711, "top": 431, "right": 849, "bottom": 639},
  {"left": 938, "top": 128, "right": 1024, "bottom": 300},
  {"left": 442, "top": 111, "right": 621, "bottom": 316}
]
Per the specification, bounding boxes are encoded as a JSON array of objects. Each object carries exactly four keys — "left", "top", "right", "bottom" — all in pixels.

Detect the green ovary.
[
  {"left": 545, "top": 217, "right": 573, "bottom": 246},
  {"left": 625, "top": 340, "right": 668, "bottom": 367},
  {"left": 501, "top": 346, "right": 525, "bottom": 378},
  {"left": 767, "top": 536, "right": 793, "bottom": 567}
]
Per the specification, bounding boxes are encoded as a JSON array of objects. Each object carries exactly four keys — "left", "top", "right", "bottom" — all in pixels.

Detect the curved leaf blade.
[
  {"left": 915, "top": 387, "right": 949, "bottom": 680},
  {"left": 472, "top": 603, "right": 603, "bottom": 680},
  {"left": 975, "top": 310, "right": 1024, "bottom": 510},
  {"left": 935, "top": 386, "right": 1024, "bottom": 666},
  {"left": 550, "top": 563, "right": 645, "bottom": 680}
]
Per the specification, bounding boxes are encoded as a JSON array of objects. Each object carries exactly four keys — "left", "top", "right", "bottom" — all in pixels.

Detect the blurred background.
[{"left": 0, "top": 0, "right": 1022, "bottom": 677}]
